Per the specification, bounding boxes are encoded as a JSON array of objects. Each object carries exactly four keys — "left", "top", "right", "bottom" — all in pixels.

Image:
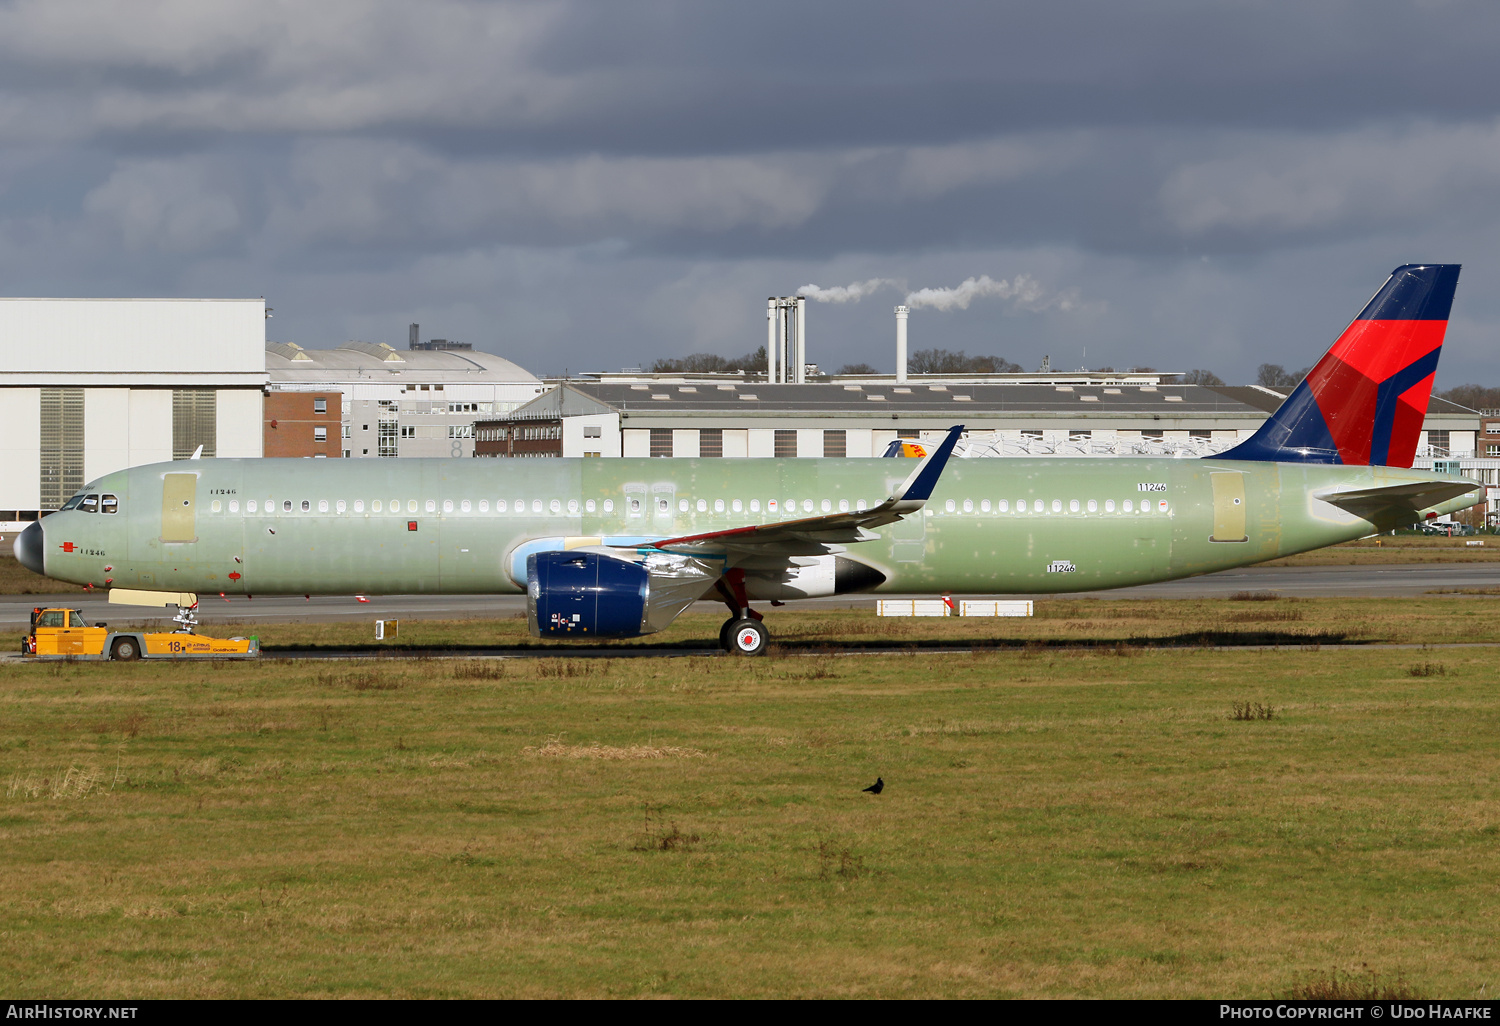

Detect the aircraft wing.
[
  {"left": 1316, "top": 479, "right": 1482, "bottom": 514},
  {"left": 646, "top": 425, "right": 964, "bottom": 558}
]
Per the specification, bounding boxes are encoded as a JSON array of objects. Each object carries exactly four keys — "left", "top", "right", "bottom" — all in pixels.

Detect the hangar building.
[
  {"left": 0, "top": 298, "right": 266, "bottom": 532},
  {"left": 265, "top": 340, "right": 545, "bottom": 459}
]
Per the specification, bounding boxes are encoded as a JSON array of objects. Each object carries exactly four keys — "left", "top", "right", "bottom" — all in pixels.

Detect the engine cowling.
[{"left": 527, "top": 550, "right": 650, "bottom": 638}]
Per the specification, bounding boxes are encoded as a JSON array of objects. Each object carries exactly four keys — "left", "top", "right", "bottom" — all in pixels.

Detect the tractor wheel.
[{"left": 111, "top": 637, "right": 141, "bottom": 662}]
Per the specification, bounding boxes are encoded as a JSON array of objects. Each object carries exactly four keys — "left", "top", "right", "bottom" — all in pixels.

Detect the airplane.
[{"left": 12, "top": 264, "right": 1483, "bottom": 655}]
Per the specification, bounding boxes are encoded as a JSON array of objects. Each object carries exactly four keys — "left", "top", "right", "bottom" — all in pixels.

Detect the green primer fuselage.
[{"left": 38, "top": 456, "right": 1477, "bottom": 597}]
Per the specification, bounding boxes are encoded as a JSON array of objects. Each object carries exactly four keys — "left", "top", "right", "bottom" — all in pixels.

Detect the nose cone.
[{"left": 13, "top": 521, "right": 44, "bottom": 576}]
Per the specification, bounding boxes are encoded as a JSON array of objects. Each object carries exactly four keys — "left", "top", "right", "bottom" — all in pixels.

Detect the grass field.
[{"left": 2, "top": 600, "right": 1498, "bottom": 997}]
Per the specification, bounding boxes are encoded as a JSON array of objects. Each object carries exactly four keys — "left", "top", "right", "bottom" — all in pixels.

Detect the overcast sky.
[{"left": 3, "top": 0, "right": 1499, "bottom": 384}]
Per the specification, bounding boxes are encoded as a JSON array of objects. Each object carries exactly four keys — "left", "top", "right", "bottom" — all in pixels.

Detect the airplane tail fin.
[{"left": 1218, "top": 264, "right": 1460, "bottom": 468}]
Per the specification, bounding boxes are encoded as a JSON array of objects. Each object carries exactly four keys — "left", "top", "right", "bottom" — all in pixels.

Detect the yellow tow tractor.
[{"left": 23, "top": 604, "right": 258, "bottom": 661}]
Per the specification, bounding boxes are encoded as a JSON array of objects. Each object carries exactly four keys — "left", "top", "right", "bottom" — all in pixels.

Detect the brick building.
[{"left": 263, "top": 391, "right": 342, "bottom": 458}]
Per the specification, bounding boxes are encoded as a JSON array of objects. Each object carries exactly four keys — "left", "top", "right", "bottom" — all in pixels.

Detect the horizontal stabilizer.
[{"left": 1317, "top": 479, "right": 1480, "bottom": 513}]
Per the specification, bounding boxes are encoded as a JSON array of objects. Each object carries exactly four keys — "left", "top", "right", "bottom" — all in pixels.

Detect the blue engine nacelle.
[{"left": 527, "top": 550, "right": 650, "bottom": 639}]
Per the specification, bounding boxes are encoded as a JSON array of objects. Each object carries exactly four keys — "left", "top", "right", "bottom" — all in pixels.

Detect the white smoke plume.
[
  {"left": 904, "top": 274, "right": 1076, "bottom": 312},
  {"left": 796, "top": 278, "right": 901, "bottom": 303}
]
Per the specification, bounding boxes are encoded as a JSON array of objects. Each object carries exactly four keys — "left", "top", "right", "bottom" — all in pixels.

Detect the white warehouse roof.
[
  {"left": 0, "top": 297, "right": 267, "bottom": 386},
  {"left": 266, "top": 341, "right": 539, "bottom": 385}
]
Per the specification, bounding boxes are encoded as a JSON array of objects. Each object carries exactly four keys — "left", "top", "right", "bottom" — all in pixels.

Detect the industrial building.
[
  {"left": 265, "top": 330, "right": 545, "bottom": 459},
  {"left": 0, "top": 298, "right": 266, "bottom": 531},
  {"left": 473, "top": 376, "right": 1480, "bottom": 461}
]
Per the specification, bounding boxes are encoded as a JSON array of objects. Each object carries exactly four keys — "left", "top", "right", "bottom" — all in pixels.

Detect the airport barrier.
[
  {"left": 960, "top": 600, "right": 1034, "bottom": 617},
  {"left": 877, "top": 599, "right": 951, "bottom": 617}
]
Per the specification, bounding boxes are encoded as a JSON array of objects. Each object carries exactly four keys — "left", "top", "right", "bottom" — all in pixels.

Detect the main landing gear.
[{"left": 716, "top": 572, "right": 769, "bottom": 656}]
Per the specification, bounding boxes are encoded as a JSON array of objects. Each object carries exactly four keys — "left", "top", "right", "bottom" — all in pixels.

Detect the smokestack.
[
  {"left": 895, "top": 305, "right": 909, "bottom": 383},
  {"left": 766, "top": 298, "right": 777, "bottom": 383},
  {"left": 409, "top": 323, "right": 419, "bottom": 350},
  {"left": 794, "top": 296, "right": 807, "bottom": 384}
]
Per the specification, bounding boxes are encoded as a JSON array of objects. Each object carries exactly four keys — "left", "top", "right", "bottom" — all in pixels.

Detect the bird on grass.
[{"left": 862, "top": 777, "right": 884, "bottom": 794}]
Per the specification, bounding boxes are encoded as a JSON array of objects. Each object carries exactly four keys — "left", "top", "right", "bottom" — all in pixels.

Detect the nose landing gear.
[{"left": 715, "top": 571, "right": 768, "bottom": 655}]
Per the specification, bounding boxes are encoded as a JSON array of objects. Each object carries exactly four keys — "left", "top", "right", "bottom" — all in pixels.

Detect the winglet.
[{"left": 890, "top": 425, "right": 963, "bottom": 504}]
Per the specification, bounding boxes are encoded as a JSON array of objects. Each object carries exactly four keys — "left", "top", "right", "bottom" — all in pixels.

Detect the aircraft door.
[
  {"left": 1209, "top": 472, "right": 1248, "bottom": 543},
  {"left": 623, "top": 483, "right": 647, "bottom": 520},
  {"left": 160, "top": 473, "right": 198, "bottom": 543},
  {"left": 651, "top": 482, "right": 676, "bottom": 522}
]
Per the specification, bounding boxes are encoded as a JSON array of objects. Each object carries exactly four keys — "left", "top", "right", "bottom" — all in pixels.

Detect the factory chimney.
[{"left": 895, "top": 305, "right": 909, "bottom": 383}]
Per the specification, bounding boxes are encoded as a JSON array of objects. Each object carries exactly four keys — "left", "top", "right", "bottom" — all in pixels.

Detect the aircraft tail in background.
[{"left": 1218, "top": 264, "right": 1461, "bottom": 468}]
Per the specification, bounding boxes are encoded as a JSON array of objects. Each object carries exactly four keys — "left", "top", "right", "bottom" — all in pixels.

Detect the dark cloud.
[{"left": 1, "top": 0, "right": 1499, "bottom": 386}]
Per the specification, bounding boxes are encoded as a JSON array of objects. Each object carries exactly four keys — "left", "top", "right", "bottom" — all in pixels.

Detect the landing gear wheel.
[
  {"left": 111, "top": 637, "right": 141, "bottom": 662},
  {"left": 719, "top": 618, "right": 737, "bottom": 652},
  {"left": 728, "top": 618, "right": 768, "bottom": 656}
]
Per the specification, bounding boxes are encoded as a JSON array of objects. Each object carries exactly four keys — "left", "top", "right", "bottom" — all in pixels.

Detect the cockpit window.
[
  {"left": 101, "top": 494, "right": 119, "bottom": 514},
  {"left": 80, "top": 494, "right": 99, "bottom": 513},
  {"left": 60, "top": 494, "right": 85, "bottom": 511}
]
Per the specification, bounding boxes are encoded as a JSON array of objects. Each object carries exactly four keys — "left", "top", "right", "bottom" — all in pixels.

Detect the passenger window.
[
  {"left": 408, "top": 500, "right": 418, "bottom": 513},
  {"left": 821, "top": 499, "right": 831, "bottom": 513},
  {"left": 1105, "top": 499, "right": 1116, "bottom": 512},
  {"left": 248, "top": 500, "right": 258, "bottom": 513},
  {"left": 336, "top": 500, "right": 346, "bottom": 513},
  {"left": 460, "top": 499, "right": 471, "bottom": 513},
  {"left": 495, "top": 500, "right": 505, "bottom": 512},
  {"left": 680, "top": 499, "right": 690, "bottom": 512},
  {"left": 963, "top": 499, "right": 973, "bottom": 513},
  {"left": 426, "top": 500, "right": 436, "bottom": 513},
  {"left": 1069, "top": 499, "right": 1079, "bottom": 513},
  {"left": 944, "top": 499, "right": 956, "bottom": 513},
  {"left": 567, "top": 499, "right": 579, "bottom": 514},
  {"left": 228, "top": 500, "right": 239, "bottom": 513},
  {"left": 318, "top": 500, "right": 329, "bottom": 513},
  {"left": 696, "top": 499, "right": 707, "bottom": 512},
  {"left": 283, "top": 500, "right": 293, "bottom": 513},
  {"left": 604, "top": 499, "right": 615, "bottom": 513},
  {"left": 478, "top": 500, "right": 488, "bottom": 512},
  {"left": 531, "top": 499, "right": 542, "bottom": 514},
  {"left": 802, "top": 499, "right": 814, "bottom": 513},
  {"left": 998, "top": 500, "right": 1009, "bottom": 512},
  {"left": 585, "top": 499, "right": 596, "bottom": 513},
  {"left": 550, "top": 499, "right": 562, "bottom": 514},
  {"left": 838, "top": 499, "right": 848, "bottom": 513},
  {"left": 750, "top": 499, "right": 761, "bottom": 512},
  {"left": 715, "top": 499, "right": 725, "bottom": 513},
  {"left": 628, "top": 498, "right": 641, "bottom": 514},
  {"left": 211, "top": 500, "right": 221, "bottom": 513},
  {"left": 1051, "top": 500, "right": 1062, "bottom": 513},
  {"left": 1123, "top": 499, "right": 1134, "bottom": 512},
  {"left": 856, "top": 499, "right": 867, "bottom": 511},
  {"left": 656, "top": 498, "right": 669, "bottom": 514},
  {"left": 302, "top": 500, "right": 311, "bottom": 512},
  {"left": 81, "top": 494, "right": 99, "bottom": 513},
  {"left": 981, "top": 499, "right": 991, "bottom": 513},
  {"left": 354, "top": 500, "right": 364, "bottom": 512},
  {"left": 733, "top": 499, "right": 744, "bottom": 513},
  {"left": 101, "top": 494, "right": 119, "bottom": 514},
  {"left": 1087, "top": 500, "right": 1097, "bottom": 513}
]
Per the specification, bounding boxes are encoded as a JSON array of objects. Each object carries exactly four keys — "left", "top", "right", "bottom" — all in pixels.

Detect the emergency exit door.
[
  {"left": 1209, "top": 472, "right": 1247, "bottom": 543},
  {"left": 161, "top": 473, "right": 198, "bottom": 543}
]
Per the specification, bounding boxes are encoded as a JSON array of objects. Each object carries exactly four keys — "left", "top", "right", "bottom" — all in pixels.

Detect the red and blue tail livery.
[{"left": 1219, "top": 264, "right": 1461, "bottom": 468}]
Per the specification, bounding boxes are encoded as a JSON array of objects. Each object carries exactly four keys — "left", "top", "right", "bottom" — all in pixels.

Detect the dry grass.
[
  {"left": 2, "top": 602, "right": 1500, "bottom": 998},
  {"left": 524, "top": 736, "right": 708, "bottom": 760}
]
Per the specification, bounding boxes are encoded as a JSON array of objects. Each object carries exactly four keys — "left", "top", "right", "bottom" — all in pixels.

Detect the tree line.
[{"left": 645, "top": 349, "right": 1497, "bottom": 408}]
